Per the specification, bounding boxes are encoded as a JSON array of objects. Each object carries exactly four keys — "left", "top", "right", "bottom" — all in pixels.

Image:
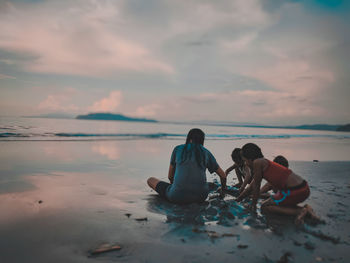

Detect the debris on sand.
[
  {"left": 263, "top": 254, "right": 273, "bottom": 263},
  {"left": 209, "top": 199, "right": 227, "bottom": 209},
  {"left": 293, "top": 240, "right": 302, "bottom": 246},
  {"left": 277, "top": 252, "right": 293, "bottom": 263},
  {"left": 205, "top": 207, "right": 218, "bottom": 216},
  {"left": 192, "top": 228, "right": 238, "bottom": 239},
  {"left": 237, "top": 244, "right": 248, "bottom": 249},
  {"left": 304, "top": 241, "right": 315, "bottom": 250},
  {"left": 124, "top": 213, "right": 132, "bottom": 218},
  {"left": 208, "top": 193, "right": 221, "bottom": 200},
  {"left": 135, "top": 217, "right": 148, "bottom": 222},
  {"left": 221, "top": 233, "right": 237, "bottom": 237},
  {"left": 89, "top": 243, "right": 121, "bottom": 256},
  {"left": 208, "top": 232, "right": 221, "bottom": 239},
  {"left": 302, "top": 227, "right": 340, "bottom": 244},
  {"left": 192, "top": 228, "right": 202, "bottom": 233},
  {"left": 337, "top": 202, "right": 347, "bottom": 207},
  {"left": 219, "top": 211, "right": 235, "bottom": 220},
  {"left": 38, "top": 200, "right": 43, "bottom": 204}
]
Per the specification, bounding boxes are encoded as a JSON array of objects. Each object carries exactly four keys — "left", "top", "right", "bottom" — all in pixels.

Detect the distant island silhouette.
[
  {"left": 76, "top": 113, "right": 157, "bottom": 123},
  {"left": 27, "top": 112, "right": 348, "bottom": 132}
]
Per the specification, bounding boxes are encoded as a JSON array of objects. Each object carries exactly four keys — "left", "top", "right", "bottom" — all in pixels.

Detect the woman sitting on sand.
[
  {"left": 147, "top": 128, "right": 227, "bottom": 204},
  {"left": 237, "top": 143, "right": 319, "bottom": 224}
]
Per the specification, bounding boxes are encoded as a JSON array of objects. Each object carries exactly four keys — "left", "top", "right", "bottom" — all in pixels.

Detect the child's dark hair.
[
  {"left": 273, "top": 155, "right": 289, "bottom": 168},
  {"left": 231, "top": 148, "right": 242, "bottom": 162},
  {"left": 241, "top": 143, "right": 264, "bottom": 160},
  {"left": 185, "top": 128, "right": 205, "bottom": 145}
]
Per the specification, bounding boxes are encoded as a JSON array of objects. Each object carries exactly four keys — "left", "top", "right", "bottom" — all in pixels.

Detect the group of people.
[{"left": 147, "top": 128, "right": 320, "bottom": 224}]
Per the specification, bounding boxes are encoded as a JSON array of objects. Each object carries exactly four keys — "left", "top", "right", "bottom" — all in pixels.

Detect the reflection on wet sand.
[
  {"left": 0, "top": 171, "right": 143, "bottom": 224},
  {"left": 92, "top": 143, "right": 121, "bottom": 160},
  {"left": 90, "top": 140, "right": 162, "bottom": 161}
]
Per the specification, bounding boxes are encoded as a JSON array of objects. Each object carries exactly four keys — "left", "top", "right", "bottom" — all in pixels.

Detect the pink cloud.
[
  {"left": 220, "top": 32, "right": 258, "bottom": 53},
  {"left": 0, "top": 73, "right": 15, "bottom": 79},
  {"left": 38, "top": 89, "right": 79, "bottom": 112},
  {"left": 89, "top": 91, "right": 122, "bottom": 113},
  {"left": 132, "top": 103, "right": 162, "bottom": 117},
  {"left": 250, "top": 59, "right": 334, "bottom": 94},
  {"left": 0, "top": 1, "right": 174, "bottom": 76},
  {"left": 138, "top": 89, "right": 329, "bottom": 123}
]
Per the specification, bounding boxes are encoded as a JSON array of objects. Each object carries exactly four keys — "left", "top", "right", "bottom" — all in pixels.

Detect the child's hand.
[
  {"left": 217, "top": 187, "right": 226, "bottom": 199},
  {"left": 219, "top": 188, "right": 226, "bottom": 199},
  {"left": 235, "top": 195, "right": 242, "bottom": 202},
  {"left": 248, "top": 203, "right": 257, "bottom": 213}
]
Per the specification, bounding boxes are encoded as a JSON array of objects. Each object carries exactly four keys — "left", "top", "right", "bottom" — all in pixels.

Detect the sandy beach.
[{"left": 1, "top": 132, "right": 350, "bottom": 263}]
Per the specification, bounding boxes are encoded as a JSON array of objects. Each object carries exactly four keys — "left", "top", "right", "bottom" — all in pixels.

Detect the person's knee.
[
  {"left": 147, "top": 177, "right": 158, "bottom": 188},
  {"left": 147, "top": 177, "right": 154, "bottom": 186}
]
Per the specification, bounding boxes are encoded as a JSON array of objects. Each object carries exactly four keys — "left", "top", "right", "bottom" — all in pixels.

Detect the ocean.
[{"left": 1, "top": 116, "right": 350, "bottom": 161}]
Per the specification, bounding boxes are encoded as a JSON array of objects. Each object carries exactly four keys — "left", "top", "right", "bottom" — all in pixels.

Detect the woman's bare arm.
[
  {"left": 225, "top": 164, "right": 237, "bottom": 176},
  {"left": 236, "top": 180, "right": 253, "bottom": 201},
  {"left": 216, "top": 166, "right": 227, "bottom": 190},
  {"left": 238, "top": 166, "right": 252, "bottom": 193},
  {"left": 168, "top": 164, "right": 175, "bottom": 184},
  {"left": 260, "top": 182, "right": 273, "bottom": 194},
  {"left": 250, "top": 160, "right": 263, "bottom": 211}
]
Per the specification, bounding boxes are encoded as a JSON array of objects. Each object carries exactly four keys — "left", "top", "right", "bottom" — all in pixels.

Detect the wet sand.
[{"left": 1, "top": 140, "right": 350, "bottom": 262}]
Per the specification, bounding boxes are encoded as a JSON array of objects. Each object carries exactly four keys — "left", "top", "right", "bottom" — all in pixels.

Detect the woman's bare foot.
[
  {"left": 295, "top": 204, "right": 323, "bottom": 225},
  {"left": 295, "top": 205, "right": 308, "bottom": 225},
  {"left": 304, "top": 204, "right": 324, "bottom": 224}
]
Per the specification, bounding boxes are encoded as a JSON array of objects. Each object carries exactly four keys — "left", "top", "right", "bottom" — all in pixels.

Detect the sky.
[{"left": 0, "top": 0, "right": 349, "bottom": 125}]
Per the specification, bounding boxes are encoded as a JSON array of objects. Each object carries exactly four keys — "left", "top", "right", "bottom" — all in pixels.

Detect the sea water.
[{"left": 1, "top": 116, "right": 350, "bottom": 160}]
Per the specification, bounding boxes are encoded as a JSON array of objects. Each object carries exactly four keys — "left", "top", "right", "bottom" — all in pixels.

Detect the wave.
[
  {"left": 1, "top": 132, "right": 349, "bottom": 141},
  {"left": 0, "top": 132, "right": 31, "bottom": 138}
]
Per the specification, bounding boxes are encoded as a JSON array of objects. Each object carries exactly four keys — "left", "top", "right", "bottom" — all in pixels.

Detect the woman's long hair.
[
  {"left": 180, "top": 128, "right": 205, "bottom": 167},
  {"left": 185, "top": 128, "right": 205, "bottom": 145}
]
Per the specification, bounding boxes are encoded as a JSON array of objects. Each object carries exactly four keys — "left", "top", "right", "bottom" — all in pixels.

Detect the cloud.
[
  {"left": 89, "top": 91, "right": 122, "bottom": 113},
  {"left": 182, "top": 92, "right": 227, "bottom": 103},
  {"left": 0, "top": 73, "right": 15, "bottom": 79},
  {"left": 135, "top": 88, "right": 330, "bottom": 124},
  {"left": 220, "top": 32, "right": 258, "bottom": 53},
  {"left": 132, "top": 103, "right": 162, "bottom": 117},
  {"left": 37, "top": 89, "right": 79, "bottom": 112},
  {"left": 0, "top": 0, "right": 174, "bottom": 77},
  {"left": 0, "top": 0, "right": 349, "bottom": 124},
  {"left": 247, "top": 59, "right": 334, "bottom": 94},
  {"left": 0, "top": 0, "right": 274, "bottom": 79},
  {"left": 169, "top": 0, "right": 272, "bottom": 34}
]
